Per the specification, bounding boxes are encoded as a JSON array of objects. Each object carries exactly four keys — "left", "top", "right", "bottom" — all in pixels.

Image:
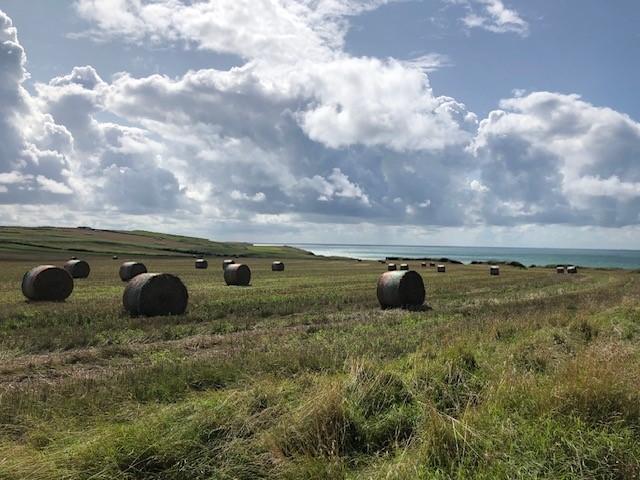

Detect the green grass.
[
  {"left": 0, "top": 226, "right": 314, "bottom": 259},
  {"left": 0, "top": 254, "right": 639, "bottom": 479}
]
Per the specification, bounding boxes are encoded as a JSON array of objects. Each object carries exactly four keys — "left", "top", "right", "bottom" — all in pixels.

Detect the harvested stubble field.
[{"left": 1, "top": 256, "right": 640, "bottom": 479}]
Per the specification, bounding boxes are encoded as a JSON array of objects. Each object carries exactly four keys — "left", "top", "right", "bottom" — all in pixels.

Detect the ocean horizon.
[{"left": 258, "top": 243, "right": 640, "bottom": 269}]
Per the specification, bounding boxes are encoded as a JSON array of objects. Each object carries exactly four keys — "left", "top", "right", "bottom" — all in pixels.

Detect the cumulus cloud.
[
  {"left": 299, "top": 168, "right": 370, "bottom": 205},
  {"left": 231, "top": 190, "right": 267, "bottom": 202},
  {"left": 82, "top": 0, "right": 475, "bottom": 154},
  {"left": 469, "top": 179, "right": 489, "bottom": 193},
  {"left": 297, "top": 56, "right": 475, "bottom": 151},
  {"left": 0, "top": 11, "right": 74, "bottom": 204},
  {"left": 401, "top": 53, "right": 453, "bottom": 73},
  {"left": 74, "top": 0, "right": 394, "bottom": 63},
  {"left": 95, "top": 21, "right": 477, "bottom": 224},
  {"left": 1, "top": 2, "right": 640, "bottom": 241},
  {"left": 457, "top": 0, "right": 529, "bottom": 36},
  {"left": 0, "top": 11, "right": 194, "bottom": 215},
  {"left": 473, "top": 92, "right": 640, "bottom": 226},
  {"left": 36, "top": 175, "right": 74, "bottom": 195}
]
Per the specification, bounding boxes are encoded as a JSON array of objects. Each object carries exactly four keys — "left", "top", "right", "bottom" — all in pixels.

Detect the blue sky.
[
  {"left": 348, "top": 1, "right": 640, "bottom": 119},
  {"left": 0, "top": 0, "right": 639, "bottom": 248}
]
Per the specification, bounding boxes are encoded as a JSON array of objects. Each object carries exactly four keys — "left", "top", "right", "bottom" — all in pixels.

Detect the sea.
[{"left": 266, "top": 244, "right": 640, "bottom": 269}]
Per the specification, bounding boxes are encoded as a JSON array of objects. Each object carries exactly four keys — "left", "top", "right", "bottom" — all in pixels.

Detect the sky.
[{"left": 0, "top": 0, "right": 639, "bottom": 249}]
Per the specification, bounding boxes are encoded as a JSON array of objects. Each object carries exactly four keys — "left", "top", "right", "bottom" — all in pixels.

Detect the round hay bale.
[
  {"left": 421, "top": 262, "right": 427, "bottom": 267},
  {"left": 490, "top": 265, "right": 500, "bottom": 276},
  {"left": 195, "top": 259, "right": 208, "bottom": 269},
  {"left": 123, "top": 273, "right": 188, "bottom": 316},
  {"left": 429, "top": 262, "right": 436, "bottom": 267},
  {"left": 376, "top": 270, "right": 425, "bottom": 309},
  {"left": 112, "top": 255, "right": 119, "bottom": 260},
  {"left": 437, "top": 265, "right": 446, "bottom": 273},
  {"left": 400, "top": 264, "right": 409, "bottom": 271},
  {"left": 222, "top": 259, "right": 235, "bottom": 270},
  {"left": 272, "top": 261, "right": 285, "bottom": 271},
  {"left": 64, "top": 259, "right": 90, "bottom": 279},
  {"left": 224, "top": 263, "right": 251, "bottom": 286},
  {"left": 567, "top": 266, "right": 577, "bottom": 274},
  {"left": 387, "top": 263, "right": 397, "bottom": 271},
  {"left": 70, "top": 256, "right": 78, "bottom": 260},
  {"left": 22, "top": 265, "right": 73, "bottom": 301},
  {"left": 556, "top": 266, "right": 565, "bottom": 274},
  {"left": 119, "top": 261, "right": 148, "bottom": 281}
]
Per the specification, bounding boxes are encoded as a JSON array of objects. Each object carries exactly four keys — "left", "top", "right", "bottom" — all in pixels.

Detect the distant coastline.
[{"left": 256, "top": 243, "right": 640, "bottom": 269}]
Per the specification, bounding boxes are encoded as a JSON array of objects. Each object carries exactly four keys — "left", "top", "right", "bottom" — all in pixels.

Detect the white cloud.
[
  {"left": 469, "top": 179, "right": 489, "bottom": 193},
  {"left": 460, "top": 0, "right": 528, "bottom": 36},
  {"left": 473, "top": 91, "right": 640, "bottom": 226},
  {"left": 1, "top": 2, "right": 640, "bottom": 244},
  {"left": 297, "top": 56, "right": 475, "bottom": 151},
  {"left": 299, "top": 168, "right": 370, "bottom": 206},
  {"left": 252, "top": 213, "right": 297, "bottom": 225},
  {"left": 565, "top": 176, "right": 640, "bottom": 201},
  {"left": 73, "top": 0, "right": 476, "bottom": 153},
  {"left": 231, "top": 190, "right": 267, "bottom": 202},
  {"left": 0, "top": 10, "right": 195, "bottom": 214},
  {"left": 0, "top": 11, "right": 75, "bottom": 204},
  {"left": 401, "top": 53, "right": 453, "bottom": 73},
  {"left": 0, "top": 171, "right": 31, "bottom": 184},
  {"left": 36, "top": 175, "right": 74, "bottom": 194},
  {"left": 74, "top": 0, "right": 394, "bottom": 63}
]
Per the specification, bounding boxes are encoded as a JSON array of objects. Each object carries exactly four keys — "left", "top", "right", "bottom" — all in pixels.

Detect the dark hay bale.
[
  {"left": 112, "top": 255, "right": 119, "bottom": 260},
  {"left": 387, "top": 263, "right": 397, "bottom": 271},
  {"left": 272, "top": 261, "right": 285, "bottom": 271},
  {"left": 490, "top": 265, "right": 500, "bottom": 276},
  {"left": 123, "top": 273, "right": 188, "bottom": 316},
  {"left": 119, "top": 261, "right": 148, "bottom": 281},
  {"left": 421, "top": 262, "right": 427, "bottom": 267},
  {"left": 376, "top": 270, "right": 425, "bottom": 309},
  {"left": 64, "top": 259, "right": 90, "bottom": 279},
  {"left": 437, "top": 265, "right": 446, "bottom": 273},
  {"left": 429, "top": 262, "right": 436, "bottom": 267},
  {"left": 70, "top": 256, "right": 78, "bottom": 260},
  {"left": 224, "top": 264, "right": 251, "bottom": 286},
  {"left": 556, "top": 266, "right": 565, "bottom": 274},
  {"left": 195, "top": 259, "right": 208, "bottom": 269},
  {"left": 22, "top": 265, "right": 73, "bottom": 302},
  {"left": 222, "top": 259, "right": 235, "bottom": 270},
  {"left": 567, "top": 266, "right": 578, "bottom": 274},
  {"left": 400, "top": 264, "right": 409, "bottom": 271}
]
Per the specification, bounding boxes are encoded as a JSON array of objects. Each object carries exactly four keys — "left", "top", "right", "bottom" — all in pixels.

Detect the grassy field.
[{"left": 0, "top": 254, "right": 639, "bottom": 479}]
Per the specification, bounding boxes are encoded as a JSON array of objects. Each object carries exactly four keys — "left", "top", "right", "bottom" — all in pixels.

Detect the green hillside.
[{"left": 0, "top": 226, "right": 313, "bottom": 259}]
